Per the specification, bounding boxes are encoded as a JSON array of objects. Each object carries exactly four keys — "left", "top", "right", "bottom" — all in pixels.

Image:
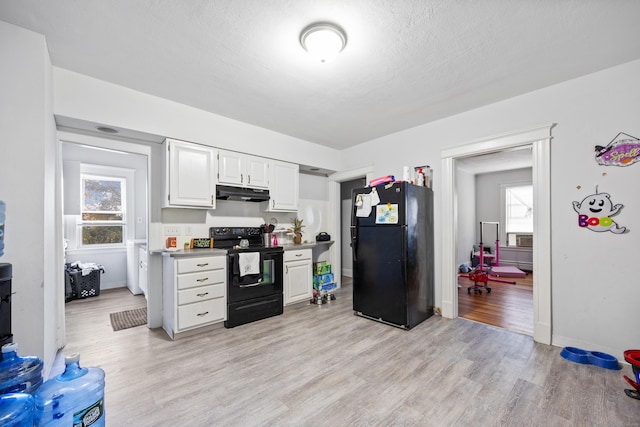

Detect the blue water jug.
[
  {"left": 0, "top": 343, "right": 43, "bottom": 395},
  {"left": 0, "top": 392, "right": 34, "bottom": 427},
  {"left": 34, "top": 354, "right": 105, "bottom": 427}
]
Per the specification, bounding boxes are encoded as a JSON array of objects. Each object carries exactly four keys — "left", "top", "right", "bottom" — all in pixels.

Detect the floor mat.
[{"left": 109, "top": 307, "right": 147, "bottom": 331}]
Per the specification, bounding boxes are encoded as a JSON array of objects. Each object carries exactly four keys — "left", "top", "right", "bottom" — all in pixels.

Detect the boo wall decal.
[{"left": 572, "top": 187, "right": 628, "bottom": 234}]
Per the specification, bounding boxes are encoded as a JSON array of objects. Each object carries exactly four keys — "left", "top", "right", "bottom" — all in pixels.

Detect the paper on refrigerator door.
[
  {"left": 376, "top": 203, "right": 399, "bottom": 224},
  {"left": 355, "top": 193, "right": 372, "bottom": 217},
  {"left": 369, "top": 187, "right": 380, "bottom": 205}
]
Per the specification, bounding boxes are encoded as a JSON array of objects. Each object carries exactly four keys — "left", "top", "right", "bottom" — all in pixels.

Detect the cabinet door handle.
[
  {"left": 241, "top": 174, "right": 244, "bottom": 184},
  {"left": 196, "top": 263, "right": 209, "bottom": 267},
  {"left": 196, "top": 311, "right": 209, "bottom": 317},
  {"left": 286, "top": 265, "right": 288, "bottom": 274},
  {"left": 248, "top": 175, "right": 251, "bottom": 184},
  {"left": 196, "top": 292, "right": 209, "bottom": 297},
  {"left": 196, "top": 277, "right": 209, "bottom": 282},
  {"left": 295, "top": 254, "right": 302, "bottom": 257},
  {"left": 272, "top": 199, "right": 275, "bottom": 208}
]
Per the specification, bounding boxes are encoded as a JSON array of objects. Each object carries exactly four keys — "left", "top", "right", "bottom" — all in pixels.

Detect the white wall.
[
  {"left": 341, "top": 59, "right": 640, "bottom": 358},
  {"left": 0, "top": 21, "right": 59, "bottom": 372},
  {"left": 52, "top": 68, "right": 341, "bottom": 172},
  {"left": 455, "top": 168, "right": 476, "bottom": 267}
]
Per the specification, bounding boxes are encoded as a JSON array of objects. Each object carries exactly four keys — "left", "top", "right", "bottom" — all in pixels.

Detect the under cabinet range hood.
[{"left": 216, "top": 185, "right": 270, "bottom": 202}]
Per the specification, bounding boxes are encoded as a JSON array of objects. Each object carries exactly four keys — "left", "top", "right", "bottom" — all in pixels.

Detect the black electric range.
[{"left": 210, "top": 227, "right": 284, "bottom": 328}]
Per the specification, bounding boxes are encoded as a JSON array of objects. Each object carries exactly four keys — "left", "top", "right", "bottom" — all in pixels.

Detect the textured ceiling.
[{"left": 2, "top": 1, "right": 640, "bottom": 150}]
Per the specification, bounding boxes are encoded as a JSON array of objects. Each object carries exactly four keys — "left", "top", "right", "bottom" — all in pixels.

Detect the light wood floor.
[
  {"left": 63, "top": 278, "right": 638, "bottom": 426},
  {"left": 458, "top": 271, "right": 533, "bottom": 336}
]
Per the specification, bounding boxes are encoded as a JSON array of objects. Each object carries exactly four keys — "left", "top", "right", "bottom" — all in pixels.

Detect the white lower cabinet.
[
  {"left": 163, "top": 254, "right": 226, "bottom": 339},
  {"left": 284, "top": 249, "right": 312, "bottom": 305}
]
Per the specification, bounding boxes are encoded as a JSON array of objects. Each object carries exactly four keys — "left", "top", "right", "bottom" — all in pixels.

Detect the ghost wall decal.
[{"left": 572, "top": 187, "right": 628, "bottom": 234}]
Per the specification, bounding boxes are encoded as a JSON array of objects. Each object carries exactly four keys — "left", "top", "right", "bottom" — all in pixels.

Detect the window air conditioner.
[{"left": 516, "top": 234, "right": 533, "bottom": 247}]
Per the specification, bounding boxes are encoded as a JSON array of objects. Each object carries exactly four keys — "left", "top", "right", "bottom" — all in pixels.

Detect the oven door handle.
[{"left": 239, "top": 281, "right": 263, "bottom": 288}]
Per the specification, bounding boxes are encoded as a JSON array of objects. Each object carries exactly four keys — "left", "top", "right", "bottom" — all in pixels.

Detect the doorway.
[
  {"left": 454, "top": 149, "right": 533, "bottom": 335},
  {"left": 58, "top": 130, "right": 151, "bottom": 348},
  {"left": 440, "top": 124, "right": 554, "bottom": 344}
]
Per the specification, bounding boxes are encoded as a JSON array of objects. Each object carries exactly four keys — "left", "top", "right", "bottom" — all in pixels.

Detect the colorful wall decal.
[
  {"left": 572, "top": 187, "right": 628, "bottom": 234},
  {"left": 595, "top": 132, "right": 640, "bottom": 167}
]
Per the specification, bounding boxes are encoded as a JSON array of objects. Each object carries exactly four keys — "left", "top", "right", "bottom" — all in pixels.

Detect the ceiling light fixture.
[{"left": 300, "top": 22, "right": 347, "bottom": 63}]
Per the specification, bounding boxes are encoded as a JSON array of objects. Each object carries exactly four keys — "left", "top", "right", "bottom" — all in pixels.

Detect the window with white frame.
[
  {"left": 80, "top": 174, "right": 126, "bottom": 245},
  {"left": 502, "top": 184, "right": 533, "bottom": 246}
]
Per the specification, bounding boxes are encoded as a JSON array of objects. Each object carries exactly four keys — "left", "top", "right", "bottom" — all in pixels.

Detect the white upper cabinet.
[
  {"left": 267, "top": 160, "right": 299, "bottom": 212},
  {"left": 163, "top": 138, "right": 217, "bottom": 209},
  {"left": 218, "top": 150, "right": 269, "bottom": 189}
]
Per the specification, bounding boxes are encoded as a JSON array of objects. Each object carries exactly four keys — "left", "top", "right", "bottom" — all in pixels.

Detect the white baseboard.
[{"left": 342, "top": 268, "right": 352, "bottom": 277}]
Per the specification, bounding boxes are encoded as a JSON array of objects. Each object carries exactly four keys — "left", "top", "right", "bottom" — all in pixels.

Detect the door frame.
[
  {"left": 440, "top": 124, "right": 554, "bottom": 344},
  {"left": 56, "top": 130, "right": 152, "bottom": 347}
]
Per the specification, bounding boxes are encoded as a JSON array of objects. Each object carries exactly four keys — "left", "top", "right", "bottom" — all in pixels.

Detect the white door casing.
[{"left": 441, "top": 124, "right": 554, "bottom": 344}]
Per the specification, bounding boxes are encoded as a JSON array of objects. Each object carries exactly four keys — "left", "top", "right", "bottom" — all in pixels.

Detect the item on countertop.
[
  {"left": 272, "top": 233, "right": 278, "bottom": 246},
  {"left": 190, "top": 238, "right": 214, "bottom": 249},
  {"left": 0, "top": 343, "right": 43, "bottom": 396},
  {"left": 262, "top": 233, "right": 272, "bottom": 247},
  {"left": 315, "top": 232, "right": 330, "bottom": 242},
  {"left": 34, "top": 354, "right": 105, "bottom": 427},
  {"left": 291, "top": 217, "right": 304, "bottom": 244},
  {"left": 166, "top": 236, "right": 176, "bottom": 248}
]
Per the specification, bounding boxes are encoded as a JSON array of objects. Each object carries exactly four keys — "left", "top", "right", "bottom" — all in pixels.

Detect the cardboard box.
[
  {"left": 313, "top": 262, "right": 332, "bottom": 275},
  {"left": 313, "top": 273, "right": 334, "bottom": 287}
]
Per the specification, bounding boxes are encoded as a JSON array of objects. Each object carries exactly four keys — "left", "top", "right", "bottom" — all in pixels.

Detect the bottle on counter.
[
  {"left": 34, "top": 354, "right": 105, "bottom": 427},
  {"left": 0, "top": 343, "right": 43, "bottom": 395}
]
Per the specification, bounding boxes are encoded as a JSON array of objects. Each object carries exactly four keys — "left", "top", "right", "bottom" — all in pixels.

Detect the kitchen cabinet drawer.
[
  {"left": 163, "top": 254, "right": 228, "bottom": 339},
  {"left": 177, "top": 283, "right": 225, "bottom": 305},
  {"left": 177, "top": 269, "right": 226, "bottom": 290},
  {"left": 177, "top": 256, "right": 225, "bottom": 274},
  {"left": 177, "top": 298, "right": 225, "bottom": 330},
  {"left": 284, "top": 249, "right": 312, "bottom": 262}
]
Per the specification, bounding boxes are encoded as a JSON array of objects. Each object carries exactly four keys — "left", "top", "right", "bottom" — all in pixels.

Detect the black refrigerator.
[{"left": 351, "top": 181, "right": 434, "bottom": 329}]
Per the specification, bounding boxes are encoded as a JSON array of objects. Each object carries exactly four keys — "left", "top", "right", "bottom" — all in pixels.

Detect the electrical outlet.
[{"left": 164, "top": 225, "right": 182, "bottom": 235}]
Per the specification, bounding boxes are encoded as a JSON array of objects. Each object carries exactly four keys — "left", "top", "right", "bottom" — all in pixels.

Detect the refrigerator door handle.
[{"left": 350, "top": 226, "right": 358, "bottom": 263}]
